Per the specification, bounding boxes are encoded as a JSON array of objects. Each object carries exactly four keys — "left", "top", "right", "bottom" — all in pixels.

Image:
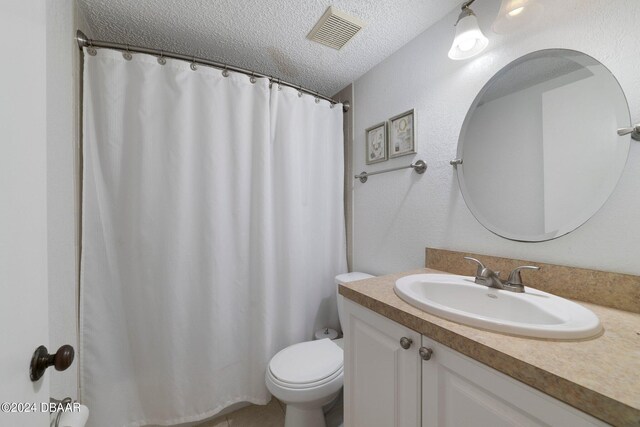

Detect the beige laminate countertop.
[{"left": 339, "top": 268, "right": 640, "bottom": 427}]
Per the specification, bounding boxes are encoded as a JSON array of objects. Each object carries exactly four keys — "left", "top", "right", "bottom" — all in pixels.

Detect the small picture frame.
[
  {"left": 365, "top": 122, "right": 388, "bottom": 164},
  {"left": 388, "top": 109, "right": 416, "bottom": 159}
]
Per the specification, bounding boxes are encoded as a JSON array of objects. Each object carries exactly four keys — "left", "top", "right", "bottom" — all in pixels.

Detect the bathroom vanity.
[
  {"left": 341, "top": 45, "right": 640, "bottom": 427},
  {"left": 339, "top": 253, "right": 640, "bottom": 427}
]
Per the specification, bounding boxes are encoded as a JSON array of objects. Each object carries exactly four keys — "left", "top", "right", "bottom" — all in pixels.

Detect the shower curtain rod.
[{"left": 75, "top": 30, "right": 350, "bottom": 113}]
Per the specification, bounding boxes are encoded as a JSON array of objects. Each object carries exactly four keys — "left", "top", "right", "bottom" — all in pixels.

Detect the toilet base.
[{"left": 280, "top": 389, "right": 340, "bottom": 427}]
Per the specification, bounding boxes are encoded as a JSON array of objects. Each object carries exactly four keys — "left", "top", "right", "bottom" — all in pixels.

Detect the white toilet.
[{"left": 265, "top": 272, "right": 373, "bottom": 427}]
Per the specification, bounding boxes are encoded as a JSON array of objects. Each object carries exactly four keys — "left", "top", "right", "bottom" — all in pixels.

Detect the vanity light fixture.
[
  {"left": 492, "top": 0, "right": 543, "bottom": 34},
  {"left": 498, "top": 0, "right": 530, "bottom": 17},
  {"left": 508, "top": 6, "right": 525, "bottom": 16},
  {"left": 448, "top": 0, "right": 489, "bottom": 60}
]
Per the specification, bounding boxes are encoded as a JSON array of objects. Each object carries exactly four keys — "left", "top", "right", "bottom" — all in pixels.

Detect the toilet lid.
[{"left": 269, "top": 339, "right": 343, "bottom": 385}]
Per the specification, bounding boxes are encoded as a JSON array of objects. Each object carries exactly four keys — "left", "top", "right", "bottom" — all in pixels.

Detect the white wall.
[
  {"left": 47, "top": 0, "right": 80, "bottom": 400},
  {"left": 352, "top": 0, "right": 640, "bottom": 276}
]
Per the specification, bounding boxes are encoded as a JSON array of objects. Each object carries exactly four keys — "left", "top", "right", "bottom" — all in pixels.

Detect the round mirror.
[{"left": 457, "top": 49, "right": 631, "bottom": 242}]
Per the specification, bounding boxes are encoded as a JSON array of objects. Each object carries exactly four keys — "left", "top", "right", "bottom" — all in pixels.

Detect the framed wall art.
[
  {"left": 388, "top": 109, "right": 416, "bottom": 158},
  {"left": 365, "top": 122, "right": 388, "bottom": 164}
]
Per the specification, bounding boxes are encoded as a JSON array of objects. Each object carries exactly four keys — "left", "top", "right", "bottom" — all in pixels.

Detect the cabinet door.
[
  {"left": 343, "top": 299, "right": 421, "bottom": 427},
  {"left": 421, "top": 337, "right": 607, "bottom": 427}
]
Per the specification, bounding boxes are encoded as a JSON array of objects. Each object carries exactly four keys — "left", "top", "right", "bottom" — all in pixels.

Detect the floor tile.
[
  {"left": 274, "top": 397, "right": 286, "bottom": 413},
  {"left": 226, "top": 398, "right": 284, "bottom": 427},
  {"left": 196, "top": 414, "right": 229, "bottom": 427}
]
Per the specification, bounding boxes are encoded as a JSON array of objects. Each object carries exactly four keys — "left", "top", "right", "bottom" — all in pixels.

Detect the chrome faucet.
[
  {"left": 464, "top": 257, "right": 503, "bottom": 289},
  {"left": 464, "top": 257, "right": 540, "bottom": 293},
  {"left": 504, "top": 265, "right": 541, "bottom": 293}
]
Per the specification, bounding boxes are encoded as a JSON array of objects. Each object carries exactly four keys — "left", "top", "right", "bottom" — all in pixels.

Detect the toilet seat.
[
  {"left": 268, "top": 339, "right": 343, "bottom": 388},
  {"left": 268, "top": 365, "right": 343, "bottom": 390},
  {"left": 266, "top": 364, "right": 343, "bottom": 406}
]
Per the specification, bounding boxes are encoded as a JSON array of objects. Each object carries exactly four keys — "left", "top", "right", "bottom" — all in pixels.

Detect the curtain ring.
[
  {"left": 190, "top": 57, "right": 197, "bottom": 71},
  {"left": 314, "top": 91, "right": 320, "bottom": 104},
  {"left": 330, "top": 103, "right": 336, "bottom": 109},
  {"left": 277, "top": 78, "right": 282, "bottom": 91},
  {"left": 87, "top": 39, "right": 97, "bottom": 56},
  {"left": 123, "top": 44, "right": 132, "bottom": 61},
  {"left": 222, "top": 66, "right": 229, "bottom": 77},
  {"left": 250, "top": 72, "right": 257, "bottom": 84},
  {"left": 297, "top": 85, "right": 303, "bottom": 97},
  {"left": 157, "top": 50, "right": 166, "bottom": 65}
]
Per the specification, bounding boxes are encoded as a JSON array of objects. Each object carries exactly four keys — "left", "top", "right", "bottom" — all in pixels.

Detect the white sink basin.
[{"left": 394, "top": 274, "right": 602, "bottom": 339}]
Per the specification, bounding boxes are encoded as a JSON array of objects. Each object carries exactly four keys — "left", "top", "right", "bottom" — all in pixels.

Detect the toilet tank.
[{"left": 335, "top": 272, "right": 374, "bottom": 331}]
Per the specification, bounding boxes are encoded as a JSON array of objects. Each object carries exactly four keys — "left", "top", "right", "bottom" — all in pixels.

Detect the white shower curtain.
[{"left": 80, "top": 48, "right": 347, "bottom": 427}]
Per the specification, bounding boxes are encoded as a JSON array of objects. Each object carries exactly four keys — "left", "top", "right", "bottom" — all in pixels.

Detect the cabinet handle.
[
  {"left": 419, "top": 347, "right": 433, "bottom": 361},
  {"left": 400, "top": 337, "right": 413, "bottom": 349}
]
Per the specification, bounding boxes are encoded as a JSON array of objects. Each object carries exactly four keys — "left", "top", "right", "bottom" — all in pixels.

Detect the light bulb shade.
[
  {"left": 500, "top": 0, "right": 530, "bottom": 15},
  {"left": 448, "top": 13, "right": 489, "bottom": 60},
  {"left": 492, "top": 0, "right": 543, "bottom": 34}
]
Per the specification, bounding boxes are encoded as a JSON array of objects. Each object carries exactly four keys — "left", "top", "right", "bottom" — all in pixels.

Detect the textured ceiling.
[{"left": 77, "top": 0, "right": 460, "bottom": 96}]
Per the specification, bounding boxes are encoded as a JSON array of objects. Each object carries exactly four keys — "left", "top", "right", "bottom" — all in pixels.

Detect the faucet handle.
[
  {"left": 507, "top": 266, "right": 540, "bottom": 286},
  {"left": 464, "top": 257, "right": 485, "bottom": 277}
]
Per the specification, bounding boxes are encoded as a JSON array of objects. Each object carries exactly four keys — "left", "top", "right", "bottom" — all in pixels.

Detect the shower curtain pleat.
[{"left": 80, "top": 48, "right": 347, "bottom": 427}]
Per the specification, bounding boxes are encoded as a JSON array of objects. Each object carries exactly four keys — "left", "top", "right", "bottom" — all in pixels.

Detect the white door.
[
  {"left": 421, "top": 337, "right": 606, "bottom": 427},
  {"left": 343, "top": 299, "right": 421, "bottom": 427},
  {"left": 0, "top": 1, "right": 50, "bottom": 426}
]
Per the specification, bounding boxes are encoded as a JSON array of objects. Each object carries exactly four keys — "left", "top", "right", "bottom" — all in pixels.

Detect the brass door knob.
[{"left": 30, "top": 344, "right": 74, "bottom": 382}]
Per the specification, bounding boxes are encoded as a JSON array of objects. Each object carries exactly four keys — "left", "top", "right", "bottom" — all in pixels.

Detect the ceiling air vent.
[{"left": 307, "top": 6, "right": 365, "bottom": 50}]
